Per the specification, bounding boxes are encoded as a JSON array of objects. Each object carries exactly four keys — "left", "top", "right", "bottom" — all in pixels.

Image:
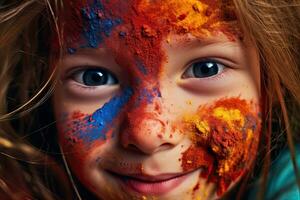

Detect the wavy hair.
[{"left": 0, "top": 0, "right": 299, "bottom": 199}]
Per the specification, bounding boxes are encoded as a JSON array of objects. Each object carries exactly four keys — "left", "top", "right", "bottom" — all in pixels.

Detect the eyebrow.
[{"left": 167, "top": 35, "right": 238, "bottom": 50}]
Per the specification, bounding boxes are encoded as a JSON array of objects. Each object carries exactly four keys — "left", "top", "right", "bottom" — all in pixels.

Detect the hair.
[{"left": 0, "top": 0, "right": 299, "bottom": 199}]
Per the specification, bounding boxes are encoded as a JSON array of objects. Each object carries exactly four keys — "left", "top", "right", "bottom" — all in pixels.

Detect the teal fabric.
[
  {"left": 263, "top": 146, "right": 300, "bottom": 200},
  {"left": 248, "top": 146, "right": 300, "bottom": 199}
]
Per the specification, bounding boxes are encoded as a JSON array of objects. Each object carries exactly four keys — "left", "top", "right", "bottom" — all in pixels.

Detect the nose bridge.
[{"left": 119, "top": 86, "right": 182, "bottom": 154}]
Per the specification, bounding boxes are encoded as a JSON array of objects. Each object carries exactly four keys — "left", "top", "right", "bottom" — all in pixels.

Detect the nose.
[{"left": 120, "top": 99, "right": 183, "bottom": 155}]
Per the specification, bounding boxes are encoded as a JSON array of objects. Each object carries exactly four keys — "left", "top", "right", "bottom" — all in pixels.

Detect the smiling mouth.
[{"left": 106, "top": 169, "right": 199, "bottom": 195}]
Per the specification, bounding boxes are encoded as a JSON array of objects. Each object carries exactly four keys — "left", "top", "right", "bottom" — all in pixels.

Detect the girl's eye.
[
  {"left": 72, "top": 68, "right": 118, "bottom": 86},
  {"left": 182, "top": 60, "right": 225, "bottom": 79}
]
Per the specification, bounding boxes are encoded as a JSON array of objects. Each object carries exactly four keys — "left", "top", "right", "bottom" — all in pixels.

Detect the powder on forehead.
[
  {"left": 56, "top": 0, "right": 240, "bottom": 50},
  {"left": 137, "top": 0, "right": 239, "bottom": 38}
]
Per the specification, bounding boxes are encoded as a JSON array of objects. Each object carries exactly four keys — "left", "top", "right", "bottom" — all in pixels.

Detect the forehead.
[{"left": 58, "top": 0, "right": 240, "bottom": 49}]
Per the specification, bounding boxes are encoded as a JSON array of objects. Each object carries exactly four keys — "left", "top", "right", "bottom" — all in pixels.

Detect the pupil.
[
  {"left": 193, "top": 62, "right": 219, "bottom": 78},
  {"left": 83, "top": 69, "right": 108, "bottom": 86}
]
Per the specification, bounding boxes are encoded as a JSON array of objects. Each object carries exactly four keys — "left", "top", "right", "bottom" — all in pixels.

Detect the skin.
[{"left": 53, "top": 1, "right": 261, "bottom": 199}]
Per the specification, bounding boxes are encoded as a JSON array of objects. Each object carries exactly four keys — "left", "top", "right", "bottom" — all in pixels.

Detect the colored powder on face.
[
  {"left": 88, "top": 87, "right": 133, "bottom": 140},
  {"left": 58, "top": 0, "right": 122, "bottom": 51},
  {"left": 94, "top": 1, "right": 240, "bottom": 135},
  {"left": 80, "top": 0, "right": 122, "bottom": 48},
  {"left": 137, "top": 87, "right": 161, "bottom": 105},
  {"left": 136, "top": 61, "right": 148, "bottom": 75},
  {"left": 181, "top": 146, "right": 214, "bottom": 174},
  {"left": 181, "top": 97, "right": 261, "bottom": 196},
  {"left": 63, "top": 87, "right": 133, "bottom": 146},
  {"left": 137, "top": 0, "right": 240, "bottom": 39}
]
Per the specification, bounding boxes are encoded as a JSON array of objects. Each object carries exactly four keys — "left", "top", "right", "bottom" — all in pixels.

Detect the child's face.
[{"left": 53, "top": 1, "right": 261, "bottom": 199}]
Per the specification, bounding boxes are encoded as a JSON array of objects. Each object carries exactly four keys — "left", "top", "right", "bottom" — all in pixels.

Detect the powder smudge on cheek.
[
  {"left": 59, "top": 87, "right": 133, "bottom": 150},
  {"left": 180, "top": 98, "right": 261, "bottom": 196}
]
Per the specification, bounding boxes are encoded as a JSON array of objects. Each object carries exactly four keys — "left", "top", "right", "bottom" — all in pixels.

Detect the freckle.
[
  {"left": 178, "top": 158, "right": 182, "bottom": 162},
  {"left": 157, "top": 134, "right": 163, "bottom": 139}
]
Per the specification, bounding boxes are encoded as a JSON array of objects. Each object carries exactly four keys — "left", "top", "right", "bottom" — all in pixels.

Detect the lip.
[{"left": 107, "top": 170, "right": 197, "bottom": 195}]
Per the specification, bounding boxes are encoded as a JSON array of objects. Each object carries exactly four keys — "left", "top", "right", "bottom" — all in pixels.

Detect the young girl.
[{"left": 0, "top": 0, "right": 299, "bottom": 199}]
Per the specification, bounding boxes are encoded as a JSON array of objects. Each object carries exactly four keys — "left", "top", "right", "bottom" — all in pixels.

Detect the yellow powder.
[
  {"left": 138, "top": 0, "right": 220, "bottom": 37},
  {"left": 195, "top": 120, "right": 210, "bottom": 136},
  {"left": 213, "top": 107, "right": 245, "bottom": 129},
  {"left": 184, "top": 114, "right": 210, "bottom": 137},
  {"left": 218, "top": 161, "right": 231, "bottom": 175}
]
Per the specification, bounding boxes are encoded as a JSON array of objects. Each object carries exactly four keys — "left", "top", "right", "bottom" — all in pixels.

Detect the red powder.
[
  {"left": 71, "top": 111, "right": 86, "bottom": 120},
  {"left": 181, "top": 146, "right": 214, "bottom": 173}
]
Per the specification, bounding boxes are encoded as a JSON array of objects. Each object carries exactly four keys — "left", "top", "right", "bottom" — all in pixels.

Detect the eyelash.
[
  {"left": 182, "top": 59, "right": 228, "bottom": 80},
  {"left": 68, "top": 67, "right": 118, "bottom": 87}
]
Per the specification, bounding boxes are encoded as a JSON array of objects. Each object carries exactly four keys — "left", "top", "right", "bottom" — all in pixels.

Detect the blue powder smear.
[
  {"left": 134, "top": 87, "right": 162, "bottom": 108},
  {"left": 81, "top": 0, "right": 122, "bottom": 48},
  {"left": 75, "top": 87, "right": 133, "bottom": 143},
  {"left": 136, "top": 60, "right": 148, "bottom": 75}
]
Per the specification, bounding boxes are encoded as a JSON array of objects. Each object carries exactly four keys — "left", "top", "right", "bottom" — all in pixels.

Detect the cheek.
[
  {"left": 55, "top": 88, "right": 133, "bottom": 176},
  {"left": 180, "top": 97, "right": 261, "bottom": 196}
]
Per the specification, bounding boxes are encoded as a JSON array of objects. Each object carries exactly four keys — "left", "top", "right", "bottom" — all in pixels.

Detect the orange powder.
[{"left": 137, "top": 0, "right": 240, "bottom": 40}]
